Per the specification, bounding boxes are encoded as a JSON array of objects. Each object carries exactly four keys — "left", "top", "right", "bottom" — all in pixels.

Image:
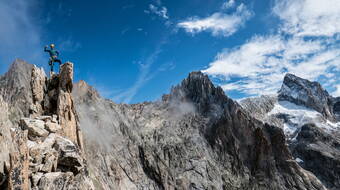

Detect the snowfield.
[{"left": 268, "top": 101, "right": 340, "bottom": 137}]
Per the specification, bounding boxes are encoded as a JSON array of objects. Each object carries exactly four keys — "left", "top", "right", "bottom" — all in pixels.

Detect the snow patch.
[
  {"left": 295, "top": 157, "right": 304, "bottom": 163},
  {"left": 268, "top": 101, "right": 340, "bottom": 137}
]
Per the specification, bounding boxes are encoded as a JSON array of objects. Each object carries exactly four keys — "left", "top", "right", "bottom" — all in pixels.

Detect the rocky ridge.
[
  {"left": 0, "top": 60, "right": 93, "bottom": 190},
  {"left": 0, "top": 60, "right": 332, "bottom": 190},
  {"left": 74, "top": 71, "right": 326, "bottom": 189}
]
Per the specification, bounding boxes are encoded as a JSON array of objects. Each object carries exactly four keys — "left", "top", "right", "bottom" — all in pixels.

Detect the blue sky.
[{"left": 1, "top": 0, "right": 340, "bottom": 103}]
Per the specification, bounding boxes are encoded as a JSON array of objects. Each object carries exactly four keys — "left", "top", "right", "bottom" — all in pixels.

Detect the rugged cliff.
[
  {"left": 74, "top": 72, "right": 326, "bottom": 190},
  {"left": 0, "top": 61, "right": 333, "bottom": 189},
  {"left": 241, "top": 73, "right": 340, "bottom": 190},
  {"left": 0, "top": 60, "right": 93, "bottom": 190}
]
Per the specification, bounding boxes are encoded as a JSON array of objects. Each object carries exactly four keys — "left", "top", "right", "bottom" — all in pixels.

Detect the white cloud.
[
  {"left": 203, "top": 0, "right": 340, "bottom": 98},
  {"left": 148, "top": 4, "right": 169, "bottom": 19},
  {"left": 204, "top": 35, "right": 340, "bottom": 96},
  {"left": 0, "top": 0, "right": 44, "bottom": 70},
  {"left": 273, "top": 0, "right": 340, "bottom": 37},
  {"left": 222, "top": 0, "right": 235, "bottom": 9},
  {"left": 333, "top": 85, "right": 340, "bottom": 97},
  {"left": 177, "top": 4, "right": 252, "bottom": 37}
]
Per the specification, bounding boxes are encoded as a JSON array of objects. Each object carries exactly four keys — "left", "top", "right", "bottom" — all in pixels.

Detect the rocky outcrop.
[
  {"left": 0, "top": 61, "right": 93, "bottom": 190},
  {"left": 30, "top": 65, "right": 47, "bottom": 117},
  {"left": 57, "top": 63, "right": 83, "bottom": 149},
  {"left": 278, "top": 73, "right": 335, "bottom": 120},
  {"left": 1, "top": 59, "right": 335, "bottom": 189},
  {"left": 74, "top": 71, "right": 326, "bottom": 190},
  {"left": 0, "top": 59, "right": 34, "bottom": 122},
  {"left": 0, "top": 97, "right": 14, "bottom": 189},
  {"left": 290, "top": 123, "right": 340, "bottom": 190},
  {"left": 8, "top": 130, "right": 30, "bottom": 190}
]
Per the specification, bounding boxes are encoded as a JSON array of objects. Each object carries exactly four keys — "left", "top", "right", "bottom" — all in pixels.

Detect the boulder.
[
  {"left": 52, "top": 114, "right": 58, "bottom": 123},
  {"left": 41, "top": 150, "right": 58, "bottom": 173},
  {"left": 35, "top": 115, "right": 52, "bottom": 122},
  {"left": 53, "top": 136, "right": 83, "bottom": 174},
  {"left": 29, "top": 162, "right": 43, "bottom": 174},
  {"left": 31, "top": 172, "right": 43, "bottom": 187},
  {"left": 29, "top": 134, "right": 57, "bottom": 165},
  {"left": 38, "top": 172, "right": 73, "bottom": 190},
  {"left": 20, "top": 118, "right": 49, "bottom": 138},
  {"left": 45, "top": 121, "right": 61, "bottom": 133}
]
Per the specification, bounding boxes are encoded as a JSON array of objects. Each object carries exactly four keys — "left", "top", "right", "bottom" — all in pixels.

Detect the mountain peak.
[
  {"left": 73, "top": 80, "right": 101, "bottom": 102},
  {"left": 278, "top": 73, "right": 335, "bottom": 120},
  {"left": 168, "top": 71, "right": 230, "bottom": 115}
]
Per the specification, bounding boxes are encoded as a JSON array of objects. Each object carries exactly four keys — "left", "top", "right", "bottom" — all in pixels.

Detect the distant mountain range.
[{"left": 0, "top": 59, "right": 338, "bottom": 190}]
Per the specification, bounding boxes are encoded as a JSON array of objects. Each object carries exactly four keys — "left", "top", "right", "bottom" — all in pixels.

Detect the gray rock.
[
  {"left": 31, "top": 172, "right": 43, "bottom": 187},
  {"left": 38, "top": 172, "right": 73, "bottom": 190},
  {"left": 333, "top": 97, "right": 340, "bottom": 121},
  {"left": 0, "top": 60, "right": 94, "bottom": 190},
  {"left": 41, "top": 150, "right": 58, "bottom": 173},
  {"left": 53, "top": 136, "right": 84, "bottom": 174},
  {"left": 73, "top": 72, "right": 327, "bottom": 190},
  {"left": 45, "top": 121, "right": 61, "bottom": 133},
  {"left": 31, "top": 65, "right": 46, "bottom": 117},
  {"left": 0, "top": 59, "right": 34, "bottom": 122},
  {"left": 35, "top": 115, "right": 52, "bottom": 122},
  {"left": 1, "top": 60, "right": 334, "bottom": 189},
  {"left": 0, "top": 97, "right": 14, "bottom": 188},
  {"left": 29, "top": 133, "right": 57, "bottom": 165},
  {"left": 20, "top": 118, "right": 49, "bottom": 138},
  {"left": 291, "top": 123, "right": 340, "bottom": 190},
  {"left": 278, "top": 73, "right": 335, "bottom": 120},
  {"left": 241, "top": 74, "right": 340, "bottom": 189}
]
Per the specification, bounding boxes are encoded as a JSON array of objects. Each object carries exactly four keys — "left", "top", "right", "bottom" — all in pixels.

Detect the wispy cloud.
[
  {"left": 222, "top": 0, "right": 236, "bottom": 10},
  {"left": 149, "top": 4, "right": 169, "bottom": 19},
  {"left": 58, "top": 37, "right": 82, "bottom": 53},
  {"left": 0, "top": 0, "right": 44, "bottom": 70},
  {"left": 111, "top": 50, "right": 160, "bottom": 103},
  {"left": 203, "top": 0, "right": 340, "bottom": 98},
  {"left": 111, "top": 39, "right": 169, "bottom": 103},
  {"left": 177, "top": 4, "right": 252, "bottom": 37},
  {"left": 145, "top": 3, "right": 169, "bottom": 20}
]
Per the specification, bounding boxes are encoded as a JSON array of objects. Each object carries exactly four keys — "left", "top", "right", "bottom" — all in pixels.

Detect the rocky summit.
[
  {"left": 0, "top": 60, "right": 92, "bottom": 190},
  {"left": 0, "top": 60, "right": 338, "bottom": 190},
  {"left": 241, "top": 73, "right": 340, "bottom": 190}
]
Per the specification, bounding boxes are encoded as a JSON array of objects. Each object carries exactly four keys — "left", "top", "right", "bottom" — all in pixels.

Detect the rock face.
[
  {"left": 0, "top": 97, "right": 14, "bottom": 189},
  {"left": 278, "top": 73, "right": 335, "bottom": 121},
  {"left": 0, "top": 60, "right": 335, "bottom": 189},
  {"left": 8, "top": 130, "right": 30, "bottom": 190},
  {"left": 0, "top": 59, "right": 34, "bottom": 122},
  {"left": 0, "top": 60, "right": 93, "bottom": 190},
  {"left": 74, "top": 71, "right": 326, "bottom": 190},
  {"left": 241, "top": 73, "right": 340, "bottom": 190},
  {"left": 290, "top": 124, "right": 340, "bottom": 190},
  {"left": 334, "top": 97, "right": 340, "bottom": 120}
]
